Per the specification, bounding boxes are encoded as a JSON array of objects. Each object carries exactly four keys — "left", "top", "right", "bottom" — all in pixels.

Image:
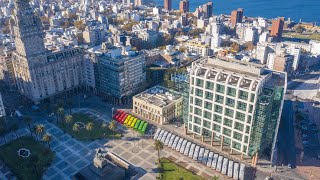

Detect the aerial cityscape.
[{"left": 0, "top": 0, "right": 319, "bottom": 180}]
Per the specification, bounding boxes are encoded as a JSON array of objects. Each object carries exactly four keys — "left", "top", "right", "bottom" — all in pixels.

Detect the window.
[
  {"left": 244, "top": 136, "right": 248, "bottom": 143},
  {"left": 189, "top": 106, "right": 193, "bottom": 113},
  {"left": 204, "top": 111, "right": 212, "bottom": 120},
  {"left": 238, "top": 90, "right": 248, "bottom": 100},
  {"left": 223, "top": 118, "right": 233, "bottom": 127},
  {"left": 206, "top": 81, "right": 214, "bottom": 90},
  {"left": 234, "top": 122, "right": 244, "bottom": 131},
  {"left": 196, "top": 78, "right": 204, "bottom": 87},
  {"left": 224, "top": 137, "right": 231, "bottom": 145},
  {"left": 236, "top": 112, "right": 245, "bottom": 121},
  {"left": 226, "top": 98, "right": 235, "bottom": 107},
  {"left": 213, "top": 114, "right": 222, "bottom": 123},
  {"left": 204, "top": 101, "right": 212, "bottom": 110},
  {"left": 227, "top": 87, "right": 236, "bottom": 97},
  {"left": 223, "top": 127, "right": 231, "bottom": 137},
  {"left": 247, "top": 115, "right": 252, "bottom": 124},
  {"left": 233, "top": 132, "right": 242, "bottom": 141},
  {"left": 215, "top": 94, "right": 224, "bottom": 104},
  {"left": 203, "top": 120, "right": 211, "bottom": 129},
  {"left": 194, "top": 125, "right": 201, "bottom": 133},
  {"left": 216, "top": 84, "right": 225, "bottom": 93},
  {"left": 225, "top": 108, "right": 234, "bottom": 118},
  {"left": 250, "top": 94, "right": 255, "bottom": 102},
  {"left": 195, "top": 98, "right": 202, "bottom": 106},
  {"left": 214, "top": 105, "right": 223, "bottom": 114},
  {"left": 213, "top": 124, "right": 221, "bottom": 132},
  {"left": 205, "top": 91, "right": 213, "bottom": 100},
  {"left": 190, "top": 87, "right": 194, "bottom": 94},
  {"left": 249, "top": 105, "right": 253, "bottom": 113},
  {"left": 195, "top": 88, "right": 203, "bottom": 97},
  {"left": 194, "top": 116, "right": 201, "bottom": 125},
  {"left": 191, "top": 77, "right": 194, "bottom": 85},
  {"left": 194, "top": 107, "right": 202, "bottom": 116},
  {"left": 242, "top": 145, "right": 247, "bottom": 153},
  {"left": 190, "top": 96, "right": 193, "bottom": 104},
  {"left": 237, "top": 101, "right": 247, "bottom": 111},
  {"left": 245, "top": 125, "right": 250, "bottom": 134},
  {"left": 232, "top": 141, "right": 241, "bottom": 150}
]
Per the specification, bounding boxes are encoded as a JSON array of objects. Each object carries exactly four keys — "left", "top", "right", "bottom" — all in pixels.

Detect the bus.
[
  {"left": 140, "top": 122, "right": 148, "bottom": 134},
  {"left": 130, "top": 118, "right": 137, "bottom": 128},
  {"left": 126, "top": 116, "right": 134, "bottom": 126},
  {"left": 221, "top": 157, "right": 229, "bottom": 175},
  {"left": 227, "top": 160, "right": 234, "bottom": 178},
  {"left": 138, "top": 121, "right": 145, "bottom": 132},
  {"left": 134, "top": 119, "right": 141, "bottom": 130},
  {"left": 123, "top": 115, "right": 131, "bottom": 125},
  {"left": 239, "top": 164, "right": 246, "bottom": 180},
  {"left": 233, "top": 163, "right": 239, "bottom": 180}
]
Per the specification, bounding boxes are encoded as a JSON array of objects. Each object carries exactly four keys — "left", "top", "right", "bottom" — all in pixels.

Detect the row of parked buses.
[
  {"left": 113, "top": 110, "right": 148, "bottom": 135},
  {"left": 154, "top": 128, "right": 247, "bottom": 180}
]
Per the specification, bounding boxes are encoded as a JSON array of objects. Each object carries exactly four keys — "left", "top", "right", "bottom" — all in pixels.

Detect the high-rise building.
[
  {"left": 202, "top": 2, "right": 213, "bottom": 18},
  {"left": 164, "top": 0, "right": 172, "bottom": 11},
  {"left": 179, "top": 0, "right": 189, "bottom": 13},
  {"left": 11, "top": 0, "right": 84, "bottom": 103},
  {"left": 270, "top": 18, "right": 284, "bottom": 42},
  {"left": 188, "top": 57, "right": 286, "bottom": 161},
  {"left": 231, "top": 8, "right": 244, "bottom": 27}
]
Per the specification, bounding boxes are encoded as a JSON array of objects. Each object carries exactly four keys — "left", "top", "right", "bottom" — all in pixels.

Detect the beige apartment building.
[{"left": 133, "top": 86, "right": 183, "bottom": 125}]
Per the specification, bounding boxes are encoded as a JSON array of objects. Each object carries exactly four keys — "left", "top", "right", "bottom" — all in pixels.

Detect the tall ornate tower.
[{"left": 12, "top": 0, "right": 46, "bottom": 60}]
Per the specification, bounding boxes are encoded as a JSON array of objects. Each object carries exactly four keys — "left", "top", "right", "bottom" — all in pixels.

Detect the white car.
[
  {"left": 157, "top": 130, "right": 164, "bottom": 140},
  {"left": 180, "top": 140, "right": 188, "bottom": 153},
  {"left": 193, "top": 146, "right": 200, "bottom": 160},
  {"left": 211, "top": 154, "right": 219, "bottom": 170},
  {"left": 160, "top": 131, "right": 168, "bottom": 143},
  {"left": 188, "top": 144, "right": 196, "bottom": 158},
  {"left": 184, "top": 142, "right": 191, "bottom": 156},
  {"left": 172, "top": 137, "right": 180, "bottom": 149},
  {"left": 202, "top": 149, "right": 209, "bottom": 165},
  {"left": 206, "top": 152, "right": 214, "bottom": 167},
  {"left": 176, "top": 138, "right": 184, "bottom": 151},
  {"left": 153, "top": 128, "right": 161, "bottom": 140},
  {"left": 168, "top": 134, "right": 176, "bottom": 147},
  {"left": 197, "top": 148, "right": 205, "bottom": 162},
  {"left": 164, "top": 133, "right": 172, "bottom": 145}
]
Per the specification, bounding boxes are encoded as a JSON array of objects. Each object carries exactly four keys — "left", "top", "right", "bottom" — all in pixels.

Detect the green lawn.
[
  {"left": 283, "top": 32, "right": 320, "bottom": 41},
  {"left": 58, "top": 113, "right": 121, "bottom": 141},
  {"left": 160, "top": 158, "right": 206, "bottom": 180},
  {"left": 0, "top": 136, "right": 55, "bottom": 180}
]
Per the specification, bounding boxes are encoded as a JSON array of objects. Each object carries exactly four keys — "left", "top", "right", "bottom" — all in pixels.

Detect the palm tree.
[
  {"left": 64, "top": 115, "right": 73, "bottom": 127},
  {"left": 24, "top": 116, "right": 33, "bottom": 136},
  {"left": 10, "top": 123, "right": 19, "bottom": 138},
  {"left": 154, "top": 140, "right": 164, "bottom": 164},
  {"left": 73, "top": 123, "right": 80, "bottom": 134},
  {"left": 108, "top": 120, "right": 117, "bottom": 138},
  {"left": 42, "top": 133, "right": 52, "bottom": 148},
  {"left": 86, "top": 122, "right": 94, "bottom": 136},
  {"left": 34, "top": 124, "right": 45, "bottom": 139},
  {"left": 57, "top": 108, "right": 64, "bottom": 124},
  {"left": 29, "top": 154, "right": 39, "bottom": 178}
]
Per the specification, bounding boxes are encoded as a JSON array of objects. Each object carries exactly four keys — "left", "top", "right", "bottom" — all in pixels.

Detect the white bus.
[
  {"left": 164, "top": 133, "right": 172, "bottom": 145},
  {"left": 227, "top": 160, "right": 234, "bottom": 177},
  {"left": 160, "top": 131, "right": 168, "bottom": 143},
  {"left": 184, "top": 142, "right": 191, "bottom": 156},
  {"left": 206, "top": 152, "right": 214, "bottom": 167},
  {"left": 239, "top": 163, "right": 246, "bottom": 180},
  {"left": 233, "top": 162, "right": 239, "bottom": 180},
  {"left": 193, "top": 146, "right": 200, "bottom": 160},
  {"left": 211, "top": 154, "right": 219, "bottom": 170},
  {"left": 188, "top": 144, "right": 196, "bottom": 158},
  {"left": 176, "top": 138, "right": 184, "bottom": 151},
  {"left": 153, "top": 128, "right": 161, "bottom": 140},
  {"left": 216, "top": 155, "right": 223, "bottom": 172},
  {"left": 197, "top": 148, "right": 205, "bottom": 162},
  {"left": 168, "top": 134, "right": 176, "bottom": 147},
  {"left": 180, "top": 140, "right": 188, "bottom": 153},
  {"left": 172, "top": 137, "right": 180, "bottom": 149},
  {"left": 221, "top": 157, "right": 229, "bottom": 175},
  {"left": 157, "top": 130, "right": 164, "bottom": 140},
  {"left": 202, "top": 149, "right": 209, "bottom": 165}
]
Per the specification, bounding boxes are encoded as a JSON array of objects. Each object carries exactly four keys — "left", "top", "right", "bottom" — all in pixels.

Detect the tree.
[
  {"left": 73, "top": 123, "right": 80, "bottom": 134},
  {"left": 212, "top": 175, "right": 220, "bottom": 180},
  {"left": 108, "top": 120, "right": 117, "bottom": 138},
  {"left": 34, "top": 124, "right": 45, "bottom": 139},
  {"left": 86, "top": 122, "right": 94, "bottom": 136},
  {"left": 10, "top": 123, "right": 19, "bottom": 138},
  {"left": 24, "top": 116, "right": 33, "bottom": 136},
  {"left": 42, "top": 133, "right": 52, "bottom": 147},
  {"left": 154, "top": 140, "right": 164, "bottom": 164},
  {"left": 295, "top": 25, "right": 305, "bottom": 34},
  {"left": 64, "top": 115, "right": 73, "bottom": 125},
  {"left": 29, "top": 154, "right": 39, "bottom": 178},
  {"left": 74, "top": 20, "right": 86, "bottom": 31},
  {"left": 57, "top": 108, "right": 64, "bottom": 124}
]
